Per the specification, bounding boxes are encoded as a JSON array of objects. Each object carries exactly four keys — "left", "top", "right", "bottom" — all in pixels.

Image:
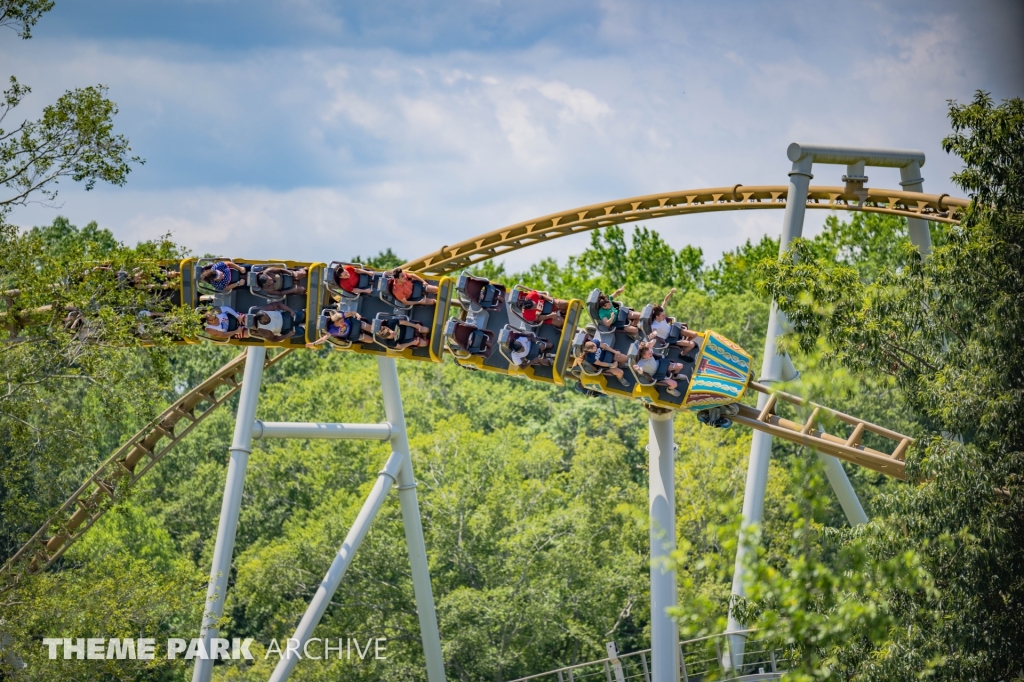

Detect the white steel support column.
[
  {"left": 728, "top": 143, "right": 934, "bottom": 663},
  {"left": 647, "top": 409, "right": 678, "bottom": 682},
  {"left": 268, "top": 450, "right": 405, "bottom": 682},
  {"left": 899, "top": 162, "right": 931, "bottom": 255},
  {"left": 377, "top": 357, "right": 447, "bottom": 682},
  {"left": 725, "top": 156, "right": 813, "bottom": 665},
  {"left": 193, "top": 346, "right": 267, "bottom": 682},
  {"left": 816, "top": 453, "right": 868, "bottom": 525}
]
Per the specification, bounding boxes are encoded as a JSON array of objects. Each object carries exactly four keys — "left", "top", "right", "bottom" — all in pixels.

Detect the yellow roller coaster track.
[
  {"left": 1, "top": 349, "right": 291, "bottom": 590},
  {"left": 403, "top": 185, "right": 970, "bottom": 276},
  {"left": 2, "top": 185, "right": 966, "bottom": 588}
]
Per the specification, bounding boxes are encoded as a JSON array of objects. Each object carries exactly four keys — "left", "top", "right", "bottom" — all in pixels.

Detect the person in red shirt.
[
  {"left": 335, "top": 264, "right": 376, "bottom": 295},
  {"left": 519, "top": 289, "right": 565, "bottom": 328}
]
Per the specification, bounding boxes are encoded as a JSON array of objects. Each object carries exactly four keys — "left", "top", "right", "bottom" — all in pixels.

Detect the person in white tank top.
[{"left": 249, "top": 301, "right": 300, "bottom": 342}]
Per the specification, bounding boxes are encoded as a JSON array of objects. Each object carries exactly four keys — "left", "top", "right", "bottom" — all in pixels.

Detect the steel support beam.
[
  {"left": 900, "top": 163, "right": 931, "bottom": 255},
  {"left": 728, "top": 143, "right": 931, "bottom": 666},
  {"left": 253, "top": 421, "right": 393, "bottom": 440},
  {"left": 193, "top": 346, "right": 266, "bottom": 682},
  {"left": 378, "top": 357, "right": 447, "bottom": 682},
  {"left": 268, "top": 450, "right": 405, "bottom": 682},
  {"left": 647, "top": 409, "right": 678, "bottom": 682},
  {"left": 726, "top": 156, "right": 815, "bottom": 667}
]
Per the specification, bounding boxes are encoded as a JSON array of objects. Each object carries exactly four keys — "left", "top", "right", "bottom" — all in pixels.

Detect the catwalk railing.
[{"left": 507, "top": 630, "right": 787, "bottom": 682}]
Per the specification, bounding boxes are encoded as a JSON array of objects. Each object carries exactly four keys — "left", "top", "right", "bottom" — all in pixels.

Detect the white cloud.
[{"left": 1, "top": 1, "right": 1013, "bottom": 277}]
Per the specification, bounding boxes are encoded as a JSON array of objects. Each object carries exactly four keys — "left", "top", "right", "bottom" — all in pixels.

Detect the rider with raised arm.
[
  {"left": 596, "top": 286, "right": 641, "bottom": 338},
  {"left": 649, "top": 288, "right": 699, "bottom": 353}
]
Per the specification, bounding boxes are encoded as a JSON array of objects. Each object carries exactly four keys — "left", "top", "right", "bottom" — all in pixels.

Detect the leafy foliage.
[
  {"left": 752, "top": 93, "right": 1024, "bottom": 680},
  {"left": 1, "top": 79, "right": 142, "bottom": 210},
  {"left": 0, "top": 218, "right": 196, "bottom": 561},
  {"left": 0, "top": 0, "right": 53, "bottom": 40}
]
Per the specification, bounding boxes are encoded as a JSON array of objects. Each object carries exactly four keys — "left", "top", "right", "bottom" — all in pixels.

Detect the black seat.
[
  {"left": 457, "top": 274, "right": 506, "bottom": 312},
  {"left": 449, "top": 320, "right": 495, "bottom": 356}
]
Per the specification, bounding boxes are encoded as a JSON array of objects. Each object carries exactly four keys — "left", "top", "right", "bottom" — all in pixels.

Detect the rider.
[
  {"left": 203, "top": 306, "right": 246, "bottom": 340},
  {"left": 249, "top": 301, "right": 302, "bottom": 343},
  {"left": 335, "top": 263, "right": 376, "bottom": 296},
  {"left": 648, "top": 290, "right": 699, "bottom": 354},
  {"left": 256, "top": 266, "right": 307, "bottom": 296},
  {"left": 580, "top": 340, "right": 629, "bottom": 386},
  {"left": 633, "top": 340, "right": 689, "bottom": 396},
  {"left": 596, "top": 286, "right": 640, "bottom": 338},
  {"left": 519, "top": 289, "right": 565, "bottom": 328},
  {"left": 389, "top": 269, "right": 437, "bottom": 307},
  {"left": 200, "top": 260, "right": 248, "bottom": 292},
  {"left": 510, "top": 337, "right": 552, "bottom": 368},
  {"left": 308, "top": 310, "right": 374, "bottom": 347},
  {"left": 377, "top": 317, "right": 430, "bottom": 351}
]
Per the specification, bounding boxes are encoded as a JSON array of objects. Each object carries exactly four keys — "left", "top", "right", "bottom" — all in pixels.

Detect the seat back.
[
  {"left": 586, "top": 288, "right": 603, "bottom": 324},
  {"left": 638, "top": 304, "right": 655, "bottom": 337},
  {"left": 570, "top": 329, "right": 590, "bottom": 359},
  {"left": 457, "top": 273, "right": 505, "bottom": 312}
]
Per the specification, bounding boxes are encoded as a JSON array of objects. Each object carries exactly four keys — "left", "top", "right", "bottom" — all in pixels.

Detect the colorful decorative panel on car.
[{"left": 683, "top": 331, "right": 753, "bottom": 410}]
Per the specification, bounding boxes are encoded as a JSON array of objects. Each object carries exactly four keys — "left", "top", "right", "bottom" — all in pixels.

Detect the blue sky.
[{"left": 4, "top": 0, "right": 1022, "bottom": 269}]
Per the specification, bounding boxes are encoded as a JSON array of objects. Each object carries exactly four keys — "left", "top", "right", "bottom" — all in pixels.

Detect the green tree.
[
  {"left": 752, "top": 92, "right": 1024, "bottom": 680},
  {"left": 0, "top": 0, "right": 53, "bottom": 40},
  {"left": 1, "top": 1, "right": 140, "bottom": 219}
]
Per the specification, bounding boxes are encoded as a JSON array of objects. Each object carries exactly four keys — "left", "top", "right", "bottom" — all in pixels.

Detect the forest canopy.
[{"left": 0, "top": 93, "right": 1021, "bottom": 681}]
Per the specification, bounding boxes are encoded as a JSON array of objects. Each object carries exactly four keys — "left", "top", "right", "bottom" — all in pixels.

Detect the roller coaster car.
[
  {"left": 188, "top": 258, "right": 325, "bottom": 346},
  {"left": 246, "top": 263, "right": 300, "bottom": 300},
  {"left": 325, "top": 262, "right": 380, "bottom": 300},
  {"left": 456, "top": 273, "right": 505, "bottom": 312},
  {"left": 322, "top": 274, "right": 451, "bottom": 363}
]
